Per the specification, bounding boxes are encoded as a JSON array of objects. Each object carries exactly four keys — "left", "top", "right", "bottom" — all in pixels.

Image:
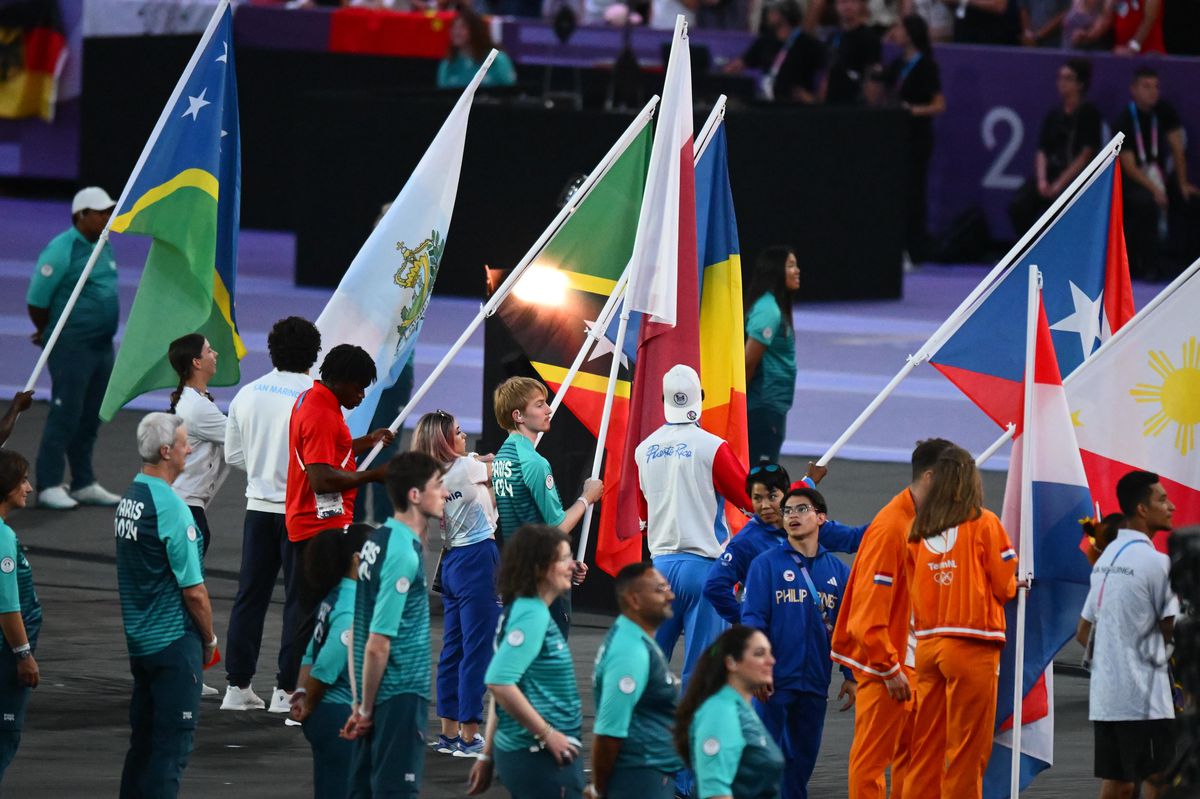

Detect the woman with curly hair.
[{"left": 468, "top": 524, "right": 583, "bottom": 798}]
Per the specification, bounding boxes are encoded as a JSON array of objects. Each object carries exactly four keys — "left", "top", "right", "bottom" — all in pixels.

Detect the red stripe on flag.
[
  {"left": 22, "top": 27, "right": 66, "bottom": 74},
  {"left": 997, "top": 672, "right": 1050, "bottom": 732},
  {"left": 930, "top": 362, "right": 1024, "bottom": 433},
  {"left": 1104, "top": 164, "right": 1136, "bottom": 333},
  {"left": 1080, "top": 448, "right": 1199, "bottom": 552}
]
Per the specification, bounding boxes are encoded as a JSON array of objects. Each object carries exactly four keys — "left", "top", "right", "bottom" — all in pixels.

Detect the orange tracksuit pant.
[
  {"left": 848, "top": 667, "right": 916, "bottom": 799},
  {"left": 902, "top": 636, "right": 1001, "bottom": 799}
]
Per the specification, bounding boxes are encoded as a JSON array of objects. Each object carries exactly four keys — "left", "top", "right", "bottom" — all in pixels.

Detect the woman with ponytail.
[
  {"left": 674, "top": 625, "right": 783, "bottom": 799},
  {"left": 166, "top": 333, "right": 229, "bottom": 557}
]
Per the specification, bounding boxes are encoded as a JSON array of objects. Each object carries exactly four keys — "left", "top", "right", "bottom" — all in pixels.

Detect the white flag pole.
[
  {"left": 975, "top": 424, "right": 1015, "bottom": 467},
  {"left": 816, "top": 135, "right": 1124, "bottom": 467},
  {"left": 1010, "top": 263, "right": 1041, "bottom": 798},
  {"left": 23, "top": 0, "right": 231, "bottom": 393},
  {"left": 536, "top": 95, "right": 727, "bottom": 449},
  {"left": 356, "top": 96, "right": 661, "bottom": 470},
  {"left": 975, "top": 253, "right": 1200, "bottom": 467}
]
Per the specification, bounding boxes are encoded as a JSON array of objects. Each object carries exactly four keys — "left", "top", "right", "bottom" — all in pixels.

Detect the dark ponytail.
[
  {"left": 167, "top": 333, "right": 206, "bottom": 412},
  {"left": 673, "top": 625, "right": 760, "bottom": 766}
]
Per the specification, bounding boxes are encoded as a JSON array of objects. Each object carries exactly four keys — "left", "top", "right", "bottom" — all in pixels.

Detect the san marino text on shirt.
[
  {"left": 644, "top": 443, "right": 694, "bottom": 461},
  {"left": 253, "top": 383, "right": 304, "bottom": 398}
]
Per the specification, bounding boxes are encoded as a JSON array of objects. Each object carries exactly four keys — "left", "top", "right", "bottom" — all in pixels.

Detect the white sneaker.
[
  {"left": 38, "top": 486, "right": 78, "bottom": 510},
  {"left": 284, "top": 717, "right": 302, "bottom": 727},
  {"left": 268, "top": 687, "right": 293, "bottom": 714},
  {"left": 221, "top": 684, "right": 266, "bottom": 711},
  {"left": 202, "top": 683, "right": 219, "bottom": 697},
  {"left": 70, "top": 483, "right": 121, "bottom": 506}
]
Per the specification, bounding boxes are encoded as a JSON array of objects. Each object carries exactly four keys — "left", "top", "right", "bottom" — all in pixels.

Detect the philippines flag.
[
  {"left": 930, "top": 158, "right": 1135, "bottom": 431},
  {"left": 982, "top": 298, "right": 1094, "bottom": 798},
  {"left": 613, "top": 15, "right": 702, "bottom": 544},
  {"left": 1065, "top": 262, "right": 1200, "bottom": 551}
]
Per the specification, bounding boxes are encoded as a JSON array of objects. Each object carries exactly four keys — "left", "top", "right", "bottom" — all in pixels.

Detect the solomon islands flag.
[{"left": 100, "top": 0, "right": 242, "bottom": 420}]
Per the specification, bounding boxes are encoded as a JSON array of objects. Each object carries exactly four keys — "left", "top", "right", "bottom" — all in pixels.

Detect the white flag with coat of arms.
[{"left": 315, "top": 51, "right": 497, "bottom": 436}]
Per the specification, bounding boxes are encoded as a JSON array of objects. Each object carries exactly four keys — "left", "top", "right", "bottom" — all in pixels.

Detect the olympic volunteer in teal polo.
[
  {"left": 469, "top": 525, "right": 584, "bottom": 799},
  {"left": 26, "top": 187, "right": 122, "bottom": 509},
  {"left": 743, "top": 247, "right": 800, "bottom": 464},
  {"left": 491, "top": 378, "right": 603, "bottom": 638},
  {"left": 677, "top": 626, "right": 783, "bottom": 799},
  {"left": 0, "top": 451, "right": 42, "bottom": 784},
  {"left": 589, "top": 564, "right": 683, "bottom": 799},
  {"left": 344, "top": 452, "right": 444, "bottom": 799},
  {"left": 116, "top": 413, "right": 217, "bottom": 799}
]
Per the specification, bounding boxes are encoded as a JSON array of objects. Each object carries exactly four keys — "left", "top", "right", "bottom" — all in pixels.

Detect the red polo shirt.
[{"left": 286, "top": 382, "right": 356, "bottom": 542}]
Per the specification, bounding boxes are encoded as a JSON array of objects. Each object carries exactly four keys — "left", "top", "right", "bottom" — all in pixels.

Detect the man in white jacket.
[{"left": 220, "top": 317, "right": 320, "bottom": 714}]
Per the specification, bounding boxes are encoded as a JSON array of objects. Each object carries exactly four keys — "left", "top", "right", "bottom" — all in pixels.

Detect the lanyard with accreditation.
[{"left": 788, "top": 551, "right": 834, "bottom": 638}]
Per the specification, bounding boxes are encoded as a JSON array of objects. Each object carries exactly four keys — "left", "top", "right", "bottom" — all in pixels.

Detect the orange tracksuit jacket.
[
  {"left": 904, "top": 509, "right": 1018, "bottom": 799},
  {"left": 830, "top": 488, "right": 916, "bottom": 799}
]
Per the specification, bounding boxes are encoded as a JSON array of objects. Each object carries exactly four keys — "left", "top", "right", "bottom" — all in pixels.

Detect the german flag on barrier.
[
  {"left": 0, "top": 0, "right": 67, "bottom": 122},
  {"left": 497, "top": 124, "right": 652, "bottom": 574},
  {"left": 100, "top": 0, "right": 243, "bottom": 420}
]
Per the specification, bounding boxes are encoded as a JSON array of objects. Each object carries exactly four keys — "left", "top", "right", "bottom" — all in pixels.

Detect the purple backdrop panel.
[
  {"left": 928, "top": 45, "right": 1200, "bottom": 241},
  {"left": 234, "top": 4, "right": 331, "bottom": 51}
]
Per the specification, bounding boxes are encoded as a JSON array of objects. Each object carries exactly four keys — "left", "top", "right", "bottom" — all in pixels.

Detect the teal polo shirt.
[
  {"left": 745, "top": 293, "right": 796, "bottom": 416},
  {"left": 115, "top": 474, "right": 205, "bottom": 657},
  {"left": 353, "top": 519, "right": 431, "bottom": 702},
  {"left": 303, "top": 577, "right": 356, "bottom": 707},
  {"left": 593, "top": 615, "right": 684, "bottom": 773},
  {"left": 0, "top": 518, "right": 42, "bottom": 643},
  {"left": 26, "top": 226, "right": 119, "bottom": 346},
  {"left": 493, "top": 432, "right": 566, "bottom": 534},
  {"left": 691, "top": 684, "right": 784, "bottom": 799}
]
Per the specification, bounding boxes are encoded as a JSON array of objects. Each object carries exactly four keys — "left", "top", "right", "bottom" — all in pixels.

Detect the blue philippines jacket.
[
  {"left": 703, "top": 515, "right": 868, "bottom": 625},
  {"left": 742, "top": 541, "right": 853, "bottom": 694}
]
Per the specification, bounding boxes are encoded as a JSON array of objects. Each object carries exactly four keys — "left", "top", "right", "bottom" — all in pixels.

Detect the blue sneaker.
[
  {"left": 453, "top": 734, "right": 485, "bottom": 758},
  {"left": 433, "top": 735, "right": 461, "bottom": 755}
]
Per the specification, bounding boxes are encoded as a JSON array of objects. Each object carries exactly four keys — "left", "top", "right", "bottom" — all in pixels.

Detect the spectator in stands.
[
  {"left": 941, "top": 0, "right": 1018, "bottom": 44},
  {"left": 1008, "top": 58, "right": 1102, "bottom": 238},
  {"left": 723, "top": 1, "right": 825, "bottom": 103},
  {"left": 1017, "top": 0, "right": 1068, "bottom": 45},
  {"left": 884, "top": 14, "right": 944, "bottom": 264},
  {"left": 1065, "top": 0, "right": 1162, "bottom": 51},
  {"left": 1115, "top": 67, "right": 1200, "bottom": 280},
  {"left": 649, "top": 0, "right": 698, "bottom": 29},
  {"left": 437, "top": 10, "right": 517, "bottom": 88},
  {"left": 822, "top": 0, "right": 881, "bottom": 105},
  {"left": 909, "top": 0, "right": 955, "bottom": 41}
]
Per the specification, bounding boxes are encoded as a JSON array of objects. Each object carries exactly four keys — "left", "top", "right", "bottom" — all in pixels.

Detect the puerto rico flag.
[
  {"left": 1065, "top": 262, "right": 1200, "bottom": 551},
  {"left": 930, "top": 157, "right": 1135, "bottom": 432},
  {"left": 983, "top": 298, "right": 1094, "bottom": 798}
]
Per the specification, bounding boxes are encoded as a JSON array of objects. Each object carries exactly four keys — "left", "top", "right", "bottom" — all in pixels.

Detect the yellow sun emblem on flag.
[{"left": 1130, "top": 336, "right": 1200, "bottom": 456}]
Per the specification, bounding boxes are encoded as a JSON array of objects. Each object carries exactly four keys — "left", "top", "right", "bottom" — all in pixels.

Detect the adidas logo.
[{"left": 827, "top": 576, "right": 838, "bottom": 586}]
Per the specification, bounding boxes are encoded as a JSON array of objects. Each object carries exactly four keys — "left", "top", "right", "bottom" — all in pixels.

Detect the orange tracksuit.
[
  {"left": 830, "top": 488, "right": 917, "bottom": 799},
  {"left": 903, "top": 509, "right": 1018, "bottom": 799}
]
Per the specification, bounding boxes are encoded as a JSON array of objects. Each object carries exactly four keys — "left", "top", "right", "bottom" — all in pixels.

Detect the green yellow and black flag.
[{"left": 0, "top": 0, "right": 67, "bottom": 121}]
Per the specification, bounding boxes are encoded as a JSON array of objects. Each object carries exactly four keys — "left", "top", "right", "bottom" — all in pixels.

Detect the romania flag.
[
  {"left": 0, "top": 0, "right": 67, "bottom": 121},
  {"left": 100, "top": 0, "right": 242, "bottom": 420}
]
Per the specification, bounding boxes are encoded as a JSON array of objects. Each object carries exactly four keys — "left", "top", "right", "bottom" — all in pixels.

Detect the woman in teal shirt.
[
  {"left": 290, "top": 524, "right": 370, "bottom": 799},
  {"left": 437, "top": 10, "right": 517, "bottom": 89},
  {"left": 744, "top": 246, "right": 800, "bottom": 465},
  {"left": 0, "top": 451, "right": 41, "bottom": 785},
  {"left": 675, "top": 625, "right": 784, "bottom": 799},
  {"left": 468, "top": 525, "right": 583, "bottom": 799}
]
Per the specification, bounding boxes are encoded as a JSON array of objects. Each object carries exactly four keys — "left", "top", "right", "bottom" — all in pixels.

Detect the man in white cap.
[
  {"left": 632, "top": 363, "right": 754, "bottom": 686},
  {"left": 25, "top": 186, "right": 122, "bottom": 510}
]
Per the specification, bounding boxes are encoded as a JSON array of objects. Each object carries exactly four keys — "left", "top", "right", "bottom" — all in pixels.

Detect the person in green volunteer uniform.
[
  {"left": 0, "top": 451, "right": 42, "bottom": 784},
  {"left": 675, "top": 625, "right": 784, "bottom": 799},
  {"left": 116, "top": 413, "right": 217, "bottom": 798},
  {"left": 743, "top": 246, "right": 800, "bottom": 465},
  {"left": 491, "top": 377, "right": 602, "bottom": 638},
  {"left": 587, "top": 563, "right": 684, "bottom": 799},
  {"left": 467, "top": 525, "right": 584, "bottom": 799},
  {"left": 341, "top": 452, "right": 447, "bottom": 798},
  {"left": 26, "top": 186, "right": 123, "bottom": 511},
  {"left": 289, "top": 523, "right": 371, "bottom": 799}
]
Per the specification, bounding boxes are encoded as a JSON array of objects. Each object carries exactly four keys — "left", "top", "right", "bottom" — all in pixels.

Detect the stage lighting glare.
[{"left": 513, "top": 264, "right": 569, "bottom": 306}]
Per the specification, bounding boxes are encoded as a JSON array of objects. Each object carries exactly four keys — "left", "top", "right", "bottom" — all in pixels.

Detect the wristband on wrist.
[
  {"left": 292, "top": 688, "right": 307, "bottom": 697},
  {"left": 208, "top": 636, "right": 218, "bottom": 648},
  {"left": 358, "top": 706, "right": 372, "bottom": 720},
  {"left": 478, "top": 753, "right": 492, "bottom": 764},
  {"left": 576, "top": 495, "right": 590, "bottom": 509},
  {"left": 534, "top": 722, "right": 553, "bottom": 743},
  {"left": 11, "top": 643, "right": 30, "bottom": 655}
]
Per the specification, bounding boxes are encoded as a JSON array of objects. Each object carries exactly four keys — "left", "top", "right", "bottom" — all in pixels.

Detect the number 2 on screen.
[{"left": 981, "top": 106, "right": 1025, "bottom": 191}]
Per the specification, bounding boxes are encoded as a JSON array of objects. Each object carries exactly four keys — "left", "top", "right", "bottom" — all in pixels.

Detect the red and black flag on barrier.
[{"left": 0, "top": 0, "right": 67, "bottom": 121}]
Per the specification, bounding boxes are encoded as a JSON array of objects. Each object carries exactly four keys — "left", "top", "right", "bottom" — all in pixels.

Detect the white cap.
[
  {"left": 71, "top": 186, "right": 116, "bottom": 215},
  {"left": 662, "top": 364, "right": 702, "bottom": 424}
]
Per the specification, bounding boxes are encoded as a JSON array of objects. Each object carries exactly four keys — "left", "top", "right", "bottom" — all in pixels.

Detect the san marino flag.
[
  {"left": 315, "top": 51, "right": 497, "bottom": 437},
  {"left": 100, "top": 0, "right": 242, "bottom": 421}
]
